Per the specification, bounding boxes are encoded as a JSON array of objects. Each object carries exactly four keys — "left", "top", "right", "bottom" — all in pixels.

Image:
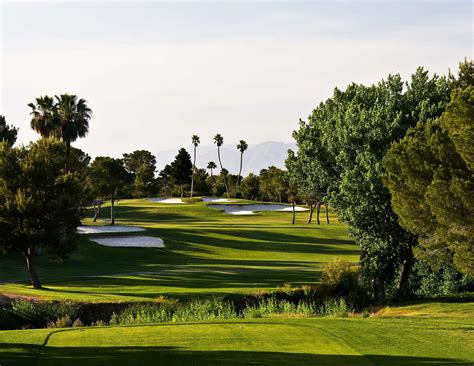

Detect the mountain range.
[{"left": 155, "top": 141, "right": 296, "bottom": 176}]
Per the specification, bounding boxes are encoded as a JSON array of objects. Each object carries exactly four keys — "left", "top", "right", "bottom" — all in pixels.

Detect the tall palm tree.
[
  {"left": 213, "top": 134, "right": 229, "bottom": 197},
  {"left": 28, "top": 96, "right": 57, "bottom": 138},
  {"left": 29, "top": 94, "right": 92, "bottom": 170},
  {"left": 236, "top": 140, "right": 248, "bottom": 189},
  {"left": 190, "top": 134, "right": 200, "bottom": 198},
  {"left": 55, "top": 94, "right": 92, "bottom": 166},
  {"left": 207, "top": 161, "right": 217, "bottom": 177}
]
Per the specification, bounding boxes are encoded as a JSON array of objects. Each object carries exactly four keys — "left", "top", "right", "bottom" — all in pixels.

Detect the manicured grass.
[
  {"left": 0, "top": 199, "right": 358, "bottom": 302},
  {"left": 1, "top": 301, "right": 472, "bottom": 366}
]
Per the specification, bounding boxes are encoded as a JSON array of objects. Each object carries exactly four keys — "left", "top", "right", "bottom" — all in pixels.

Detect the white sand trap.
[
  {"left": 91, "top": 235, "right": 164, "bottom": 248},
  {"left": 202, "top": 197, "right": 236, "bottom": 203},
  {"left": 208, "top": 204, "right": 308, "bottom": 215},
  {"left": 148, "top": 197, "right": 184, "bottom": 204},
  {"left": 77, "top": 225, "right": 145, "bottom": 234}
]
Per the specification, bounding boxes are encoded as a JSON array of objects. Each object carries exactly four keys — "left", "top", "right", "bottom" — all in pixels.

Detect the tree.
[
  {"left": 0, "top": 115, "right": 18, "bottom": 147},
  {"left": 240, "top": 173, "right": 260, "bottom": 200},
  {"left": 170, "top": 148, "right": 192, "bottom": 197},
  {"left": 236, "top": 140, "right": 248, "bottom": 189},
  {"left": 259, "top": 166, "right": 288, "bottom": 203},
  {"left": 207, "top": 161, "right": 217, "bottom": 177},
  {"left": 190, "top": 135, "right": 200, "bottom": 197},
  {"left": 0, "top": 138, "right": 83, "bottom": 288},
  {"left": 213, "top": 134, "right": 229, "bottom": 197},
  {"left": 383, "top": 82, "right": 474, "bottom": 275},
  {"left": 192, "top": 168, "right": 212, "bottom": 196},
  {"left": 29, "top": 94, "right": 92, "bottom": 170},
  {"left": 292, "top": 68, "right": 451, "bottom": 302},
  {"left": 89, "top": 157, "right": 130, "bottom": 225},
  {"left": 122, "top": 150, "right": 157, "bottom": 197}
]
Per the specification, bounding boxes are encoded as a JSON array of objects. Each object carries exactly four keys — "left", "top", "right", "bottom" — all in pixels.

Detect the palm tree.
[
  {"left": 236, "top": 140, "right": 248, "bottom": 189},
  {"left": 29, "top": 94, "right": 92, "bottom": 171},
  {"left": 190, "top": 134, "right": 200, "bottom": 198},
  {"left": 213, "top": 134, "right": 229, "bottom": 197},
  {"left": 55, "top": 94, "right": 92, "bottom": 167},
  {"left": 28, "top": 96, "right": 57, "bottom": 138},
  {"left": 207, "top": 161, "right": 217, "bottom": 177}
]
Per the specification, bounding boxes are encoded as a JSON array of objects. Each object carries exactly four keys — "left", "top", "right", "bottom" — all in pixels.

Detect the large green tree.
[
  {"left": 89, "top": 157, "right": 130, "bottom": 225},
  {"left": 259, "top": 166, "right": 288, "bottom": 203},
  {"left": 383, "top": 69, "right": 474, "bottom": 275},
  {"left": 122, "top": 150, "right": 157, "bottom": 197},
  {"left": 170, "top": 148, "right": 193, "bottom": 197},
  {"left": 0, "top": 115, "right": 18, "bottom": 147},
  {"left": 0, "top": 138, "right": 83, "bottom": 288},
  {"left": 292, "top": 68, "right": 450, "bottom": 301}
]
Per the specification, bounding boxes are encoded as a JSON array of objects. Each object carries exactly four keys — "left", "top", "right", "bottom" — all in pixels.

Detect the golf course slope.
[{"left": 1, "top": 300, "right": 473, "bottom": 366}]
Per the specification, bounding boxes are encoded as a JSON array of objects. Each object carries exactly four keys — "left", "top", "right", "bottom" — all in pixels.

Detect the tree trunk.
[
  {"left": 397, "top": 246, "right": 415, "bottom": 292},
  {"left": 217, "top": 147, "right": 229, "bottom": 198},
  {"left": 292, "top": 202, "right": 296, "bottom": 224},
  {"left": 316, "top": 202, "right": 321, "bottom": 225},
  {"left": 373, "top": 277, "right": 385, "bottom": 304},
  {"left": 308, "top": 203, "right": 315, "bottom": 224},
  {"left": 324, "top": 203, "right": 330, "bottom": 224},
  {"left": 93, "top": 207, "right": 99, "bottom": 222},
  {"left": 210, "top": 168, "right": 213, "bottom": 177},
  {"left": 191, "top": 146, "right": 196, "bottom": 198},
  {"left": 181, "top": 184, "right": 184, "bottom": 198},
  {"left": 110, "top": 193, "right": 115, "bottom": 225},
  {"left": 24, "top": 249, "right": 42, "bottom": 289},
  {"left": 236, "top": 153, "right": 243, "bottom": 190},
  {"left": 278, "top": 192, "right": 282, "bottom": 203}
]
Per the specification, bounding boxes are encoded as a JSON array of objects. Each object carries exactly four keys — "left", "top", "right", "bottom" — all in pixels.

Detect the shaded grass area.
[
  {"left": 0, "top": 199, "right": 358, "bottom": 302},
  {"left": 1, "top": 303, "right": 473, "bottom": 366}
]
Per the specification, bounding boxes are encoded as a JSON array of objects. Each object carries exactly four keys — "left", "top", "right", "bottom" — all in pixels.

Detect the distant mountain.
[{"left": 156, "top": 141, "right": 296, "bottom": 176}]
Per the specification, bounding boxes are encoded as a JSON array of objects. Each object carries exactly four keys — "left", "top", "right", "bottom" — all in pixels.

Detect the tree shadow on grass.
[{"left": 0, "top": 344, "right": 468, "bottom": 366}]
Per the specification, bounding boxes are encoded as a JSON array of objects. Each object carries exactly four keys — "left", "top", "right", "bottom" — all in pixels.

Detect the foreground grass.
[
  {"left": 1, "top": 301, "right": 472, "bottom": 366},
  {"left": 0, "top": 199, "right": 358, "bottom": 302}
]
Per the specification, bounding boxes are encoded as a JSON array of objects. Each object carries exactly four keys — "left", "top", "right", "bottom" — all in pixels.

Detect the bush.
[
  {"left": 11, "top": 299, "right": 79, "bottom": 328},
  {"left": 318, "top": 298, "right": 352, "bottom": 317},
  {"left": 181, "top": 197, "right": 203, "bottom": 203},
  {"left": 321, "top": 258, "right": 358, "bottom": 287}
]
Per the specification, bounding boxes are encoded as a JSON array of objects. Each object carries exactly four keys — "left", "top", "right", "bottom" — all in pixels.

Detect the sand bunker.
[
  {"left": 148, "top": 198, "right": 184, "bottom": 204},
  {"left": 208, "top": 204, "right": 308, "bottom": 215},
  {"left": 77, "top": 225, "right": 146, "bottom": 234},
  {"left": 91, "top": 236, "right": 164, "bottom": 248},
  {"left": 202, "top": 197, "right": 236, "bottom": 203}
]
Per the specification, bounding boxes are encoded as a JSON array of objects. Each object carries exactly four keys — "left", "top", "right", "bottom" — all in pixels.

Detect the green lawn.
[
  {"left": 1, "top": 301, "right": 472, "bottom": 366},
  {"left": 0, "top": 199, "right": 358, "bottom": 302}
]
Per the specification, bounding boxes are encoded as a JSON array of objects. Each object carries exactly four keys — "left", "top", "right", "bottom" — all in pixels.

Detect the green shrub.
[
  {"left": 318, "top": 298, "right": 351, "bottom": 317},
  {"left": 181, "top": 197, "right": 203, "bottom": 203},
  {"left": 47, "top": 315, "right": 73, "bottom": 328},
  {"left": 11, "top": 299, "right": 79, "bottom": 328},
  {"left": 321, "top": 258, "right": 358, "bottom": 288}
]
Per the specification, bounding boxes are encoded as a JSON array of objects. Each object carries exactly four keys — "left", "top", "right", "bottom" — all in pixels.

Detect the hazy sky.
[{"left": 1, "top": 1, "right": 472, "bottom": 157}]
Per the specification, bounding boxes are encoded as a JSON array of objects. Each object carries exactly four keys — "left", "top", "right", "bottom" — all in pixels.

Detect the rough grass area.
[
  {"left": 1, "top": 301, "right": 472, "bottom": 366},
  {"left": 0, "top": 199, "right": 358, "bottom": 302}
]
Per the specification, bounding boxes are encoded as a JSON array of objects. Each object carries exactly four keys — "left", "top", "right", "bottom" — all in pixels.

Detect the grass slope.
[
  {"left": 1, "top": 301, "right": 473, "bottom": 366},
  {"left": 0, "top": 199, "right": 358, "bottom": 302}
]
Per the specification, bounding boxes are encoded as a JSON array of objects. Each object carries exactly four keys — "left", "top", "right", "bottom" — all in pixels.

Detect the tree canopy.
[
  {"left": 0, "top": 138, "right": 83, "bottom": 288},
  {"left": 0, "top": 115, "right": 18, "bottom": 147}
]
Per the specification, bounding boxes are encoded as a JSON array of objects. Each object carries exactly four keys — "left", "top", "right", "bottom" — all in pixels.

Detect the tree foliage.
[
  {"left": 170, "top": 148, "right": 192, "bottom": 197},
  {"left": 122, "top": 150, "right": 157, "bottom": 197},
  {"left": 383, "top": 67, "right": 474, "bottom": 275},
  {"left": 0, "top": 115, "right": 18, "bottom": 147},
  {"left": 290, "top": 68, "right": 451, "bottom": 300},
  {"left": 0, "top": 138, "right": 83, "bottom": 288}
]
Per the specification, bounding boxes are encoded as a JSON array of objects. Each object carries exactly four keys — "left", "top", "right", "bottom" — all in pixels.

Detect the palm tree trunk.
[
  {"left": 217, "top": 147, "right": 229, "bottom": 197},
  {"left": 24, "top": 248, "right": 42, "bottom": 289},
  {"left": 110, "top": 193, "right": 115, "bottom": 225},
  {"left": 210, "top": 168, "right": 213, "bottom": 177},
  {"left": 65, "top": 140, "right": 71, "bottom": 172},
  {"left": 191, "top": 146, "right": 196, "bottom": 198},
  {"left": 236, "top": 152, "right": 243, "bottom": 190}
]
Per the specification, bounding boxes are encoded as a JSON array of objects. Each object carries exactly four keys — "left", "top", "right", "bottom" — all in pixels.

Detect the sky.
[{"left": 1, "top": 1, "right": 472, "bottom": 158}]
